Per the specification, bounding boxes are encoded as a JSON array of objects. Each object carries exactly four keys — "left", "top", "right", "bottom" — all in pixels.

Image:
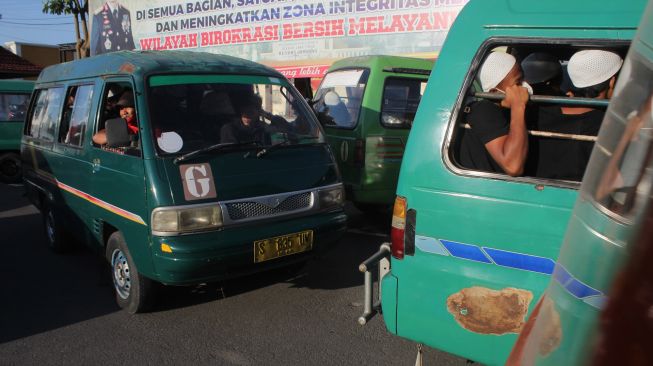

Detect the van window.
[
  {"left": 381, "top": 78, "right": 427, "bottom": 129},
  {"left": 0, "top": 92, "right": 30, "bottom": 121},
  {"left": 312, "top": 69, "right": 369, "bottom": 128},
  {"left": 27, "top": 87, "right": 65, "bottom": 141},
  {"left": 449, "top": 42, "right": 629, "bottom": 184},
  {"left": 584, "top": 52, "right": 653, "bottom": 218},
  {"left": 59, "top": 85, "right": 94, "bottom": 147},
  {"left": 148, "top": 74, "right": 323, "bottom": 155},
  {"left": 93, "top": 81, "right": 140, "bottom": 155}
]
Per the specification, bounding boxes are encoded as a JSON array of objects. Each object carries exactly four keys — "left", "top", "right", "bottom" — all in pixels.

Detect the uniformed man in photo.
[{"left": 91, "top": 0, "right": 136, "bottom": 55}]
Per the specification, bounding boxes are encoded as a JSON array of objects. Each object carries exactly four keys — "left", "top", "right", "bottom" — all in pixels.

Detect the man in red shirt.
[{"left": 93, "top": 90, "right": 138, "bottom": 145}]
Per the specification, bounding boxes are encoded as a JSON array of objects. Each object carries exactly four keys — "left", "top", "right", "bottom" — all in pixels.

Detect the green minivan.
[
  {"left": 0, "top": 80, "right": 33, "bottom": 183},
  {"left": 311, "top": 56, "right": 432, "bottom": 211},
  {"left": 22, "top": 50, "right": 346, "bottom": 313},
  {"left": 358, "top": 0, "right": 648, "bottom": 365}
]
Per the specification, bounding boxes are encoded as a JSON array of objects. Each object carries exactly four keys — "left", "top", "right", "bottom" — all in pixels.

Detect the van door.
[
  {"left": 313, "top": 69, "right": 369, "bottom": 196},
  {"left": 50, "top": 83, "right": 97, "bottom": 241},
  {"left": 87, "top": 79, "right": 147, "bottom": 249},
  {"left": 364, "top": 76, "right": 427, "bottom": 205}
]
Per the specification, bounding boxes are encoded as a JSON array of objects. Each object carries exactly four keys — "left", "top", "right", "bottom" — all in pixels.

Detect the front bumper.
[{"left": 151, "top": 210, "right": 347, "bottom": 285}]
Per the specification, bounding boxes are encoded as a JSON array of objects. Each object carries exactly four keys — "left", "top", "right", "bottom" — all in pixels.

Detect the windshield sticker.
[
  {"left": 268, "top": 77, "right": 281, "bottom": 84},
  {"left": 180, "top": 163, "right": 217, "bottom": 201},
  {"left": 158, "top": 131, "right": 184, "bottom": 153},
  {"left": 321, "top": 70, "right": 364, "bottom": 88}
]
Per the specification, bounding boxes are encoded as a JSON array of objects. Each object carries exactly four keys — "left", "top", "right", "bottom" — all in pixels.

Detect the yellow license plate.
[{"left": 254, "top": 230, "right": 314, "bottom": 263}]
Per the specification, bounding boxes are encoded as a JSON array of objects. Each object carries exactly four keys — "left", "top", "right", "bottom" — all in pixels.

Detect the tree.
[{"left": 42, "top": 0, "right": 89, "bottom": 59}]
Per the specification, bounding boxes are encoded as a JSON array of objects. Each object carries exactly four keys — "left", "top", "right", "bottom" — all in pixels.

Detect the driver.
[{"left": 220, "top": 95, "right": 268, "bottom": 144}]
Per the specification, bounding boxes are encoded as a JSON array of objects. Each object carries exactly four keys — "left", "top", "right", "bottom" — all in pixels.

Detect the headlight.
[
  {"left": 152, "top": 204, "right": 223, "bottom": 235},
  {"left": 319, "top": 185, "right": 344, "bottom": 209}
]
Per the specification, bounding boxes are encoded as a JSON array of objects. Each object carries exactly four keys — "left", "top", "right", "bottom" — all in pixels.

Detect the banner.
[{"left": 89, "top": 0, "right": 468, "bottom": 76}]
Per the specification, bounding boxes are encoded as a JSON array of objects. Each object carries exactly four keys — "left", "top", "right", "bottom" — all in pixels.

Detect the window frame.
[
  {"left": 442, "top": 37, "right": 631, "bottom": 190},
  {"left": 24, "top": 85, "right": 66, "bottom": 142},
  {"left": 314, "top": 67, "right": 370, "bottom": 131},
  {"left": 0, "top": 92, "right": 31, "bottom": 123},
  {"left": 57, "top": 83, "right": 95, "bottom": 149},
  {"left": 379, "top": 76, "right": 428, "bottom": 130},
  {"left": 581, "top": 50, "right": 653, "bottom": 224},
  {"left": 92, "top": 78, "right": 141, "bottom": 156}
]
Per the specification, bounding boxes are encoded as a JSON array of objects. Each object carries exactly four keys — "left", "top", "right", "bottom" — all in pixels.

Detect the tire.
[
  {"left": 0, "top": 153, "right": 22, "bottom": 184},
  {"left": 106, "top": 232, "right": 155, "bottom": 313},
  {"left": 42, "top": 204, "right": 71, "bottom": 253}
]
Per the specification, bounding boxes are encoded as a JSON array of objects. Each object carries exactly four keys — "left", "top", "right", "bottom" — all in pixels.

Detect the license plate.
[{"left": 254, "top": 230, "right": 314, "bottom": 263}]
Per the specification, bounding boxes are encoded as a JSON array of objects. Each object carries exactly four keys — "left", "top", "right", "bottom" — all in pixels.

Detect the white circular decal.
[{"left": 158, "top": 132, "right": 183, "bottom": 153}]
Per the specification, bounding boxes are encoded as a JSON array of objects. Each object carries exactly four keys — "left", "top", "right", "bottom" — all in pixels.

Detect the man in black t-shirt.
[
  {"left": 534, "top": 50, "right": 622, "bottom": 181},
  {"left": 460, "top": 52, "right": 530, "bottom": 176}
]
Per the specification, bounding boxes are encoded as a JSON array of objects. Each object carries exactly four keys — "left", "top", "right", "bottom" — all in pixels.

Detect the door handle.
[{"left": 92, "top": 158, "right": 101, "bottom": 173}]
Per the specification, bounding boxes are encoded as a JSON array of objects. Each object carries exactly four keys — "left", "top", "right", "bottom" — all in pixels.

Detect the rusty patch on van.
[
  {"left": 119, "top": 63, "right": 136, "bottom": 73},
  {"left": 446, "top": 286, "right": 533, "bottom": 335}
]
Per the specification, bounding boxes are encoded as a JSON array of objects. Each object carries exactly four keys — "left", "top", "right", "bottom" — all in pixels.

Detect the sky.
[{"left": 0, "top": 0, "right": 76, "bottom": 46}]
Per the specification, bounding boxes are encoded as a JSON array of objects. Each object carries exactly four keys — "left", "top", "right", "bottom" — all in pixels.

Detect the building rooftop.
[{"left": 0, "top": 46, "right": 42, "bottom": 78}]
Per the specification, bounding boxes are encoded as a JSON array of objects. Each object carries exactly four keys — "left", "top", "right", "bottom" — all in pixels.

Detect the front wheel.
[{"left": 106, "top": 232, "right": 156, "bottom": 313}]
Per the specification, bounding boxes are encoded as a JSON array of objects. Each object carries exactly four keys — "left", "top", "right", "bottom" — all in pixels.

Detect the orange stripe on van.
[{"left": 56, "top": 180, "right": 147, "bottom": 226}]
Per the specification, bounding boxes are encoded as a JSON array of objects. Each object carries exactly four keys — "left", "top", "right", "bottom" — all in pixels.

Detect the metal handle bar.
[
  {"left": 460, "top": 123, "right": 597, "bottom": 142},
  {"left": 474, "top": 92, "right": 610, "bottom": 107},
  {"left": 358, "top": 243, "right": 391, "bottom": 326}
]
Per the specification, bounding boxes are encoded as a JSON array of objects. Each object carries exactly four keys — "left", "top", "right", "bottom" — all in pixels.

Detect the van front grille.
[{"left": 226, "top": 192, "right": 312, "bottom": 220}]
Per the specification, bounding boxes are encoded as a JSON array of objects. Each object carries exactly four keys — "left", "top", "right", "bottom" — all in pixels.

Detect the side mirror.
[{"left": 105, "top": 118, "right": 131, "bottom": 147}]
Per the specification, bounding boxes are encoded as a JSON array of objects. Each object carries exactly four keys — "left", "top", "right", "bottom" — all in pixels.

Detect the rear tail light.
[
  {"left": 354, "top": 138, "right": 365, "bottom": 167},
  {"left": 391, "top": 196, "right": 406, "bottom": 259}
]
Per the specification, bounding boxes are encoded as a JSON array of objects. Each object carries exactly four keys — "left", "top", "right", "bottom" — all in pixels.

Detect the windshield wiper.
[
  {"left": 254, "top": 135, "right": 321, "bottom": 158},
  {"left": 173, "top": 141, "right": 258, "bottom": 164}
]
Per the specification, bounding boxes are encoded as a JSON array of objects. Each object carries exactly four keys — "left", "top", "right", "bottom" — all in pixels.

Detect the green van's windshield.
[
  {"left": 312, "top": 69, "right": 369, "bottom": 128},
  {"left": 148, "top": 75, "right": 323, "bottom": 156}
]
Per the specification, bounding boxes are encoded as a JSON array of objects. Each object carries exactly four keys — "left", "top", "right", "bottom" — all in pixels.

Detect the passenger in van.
[
  {"left": 199, "top": 90, "right": 236, "bottom": 142},
  {"left": 92, "top": 90, "right": 138, "bottom": 145},
  {"left": 534, "top": 50, "right": 623, "bottom": 181},
  {"left": 460, "top": 51, "right": 530, "bottom": 176},
  {"left": 322, "top": 91, "right": 350, "bottom": 126},
  {"left": 220, "top": 95, "right": 268, "bottom": 144}
]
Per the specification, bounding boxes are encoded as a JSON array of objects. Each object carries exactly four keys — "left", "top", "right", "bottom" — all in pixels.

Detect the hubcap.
[{"left": 111, "top": 249, "right": 131, "bottom": 299}]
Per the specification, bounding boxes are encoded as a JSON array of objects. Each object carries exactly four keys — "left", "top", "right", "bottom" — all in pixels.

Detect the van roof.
[
  {"left": 458, "top": 0, "right": 645, "bottom": 30},
  {"left": 36, "top": 50, "right": 284, "bottom": 84},
  {"left": 328, "top": 55, "right": 433, "bottom": 73},
  {"left": 0, "top": 79, "right": 34, "bottom": 92}
]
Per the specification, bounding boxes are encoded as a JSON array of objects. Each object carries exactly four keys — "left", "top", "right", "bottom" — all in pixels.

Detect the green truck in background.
[{"left": 312, "top": 56, "right": 432, "bottom": 211}]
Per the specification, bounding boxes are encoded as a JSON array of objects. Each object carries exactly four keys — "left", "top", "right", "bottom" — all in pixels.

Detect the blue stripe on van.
[
  {"left": 439, "top": 240, "right": 492, "bottom": 263},
  {"left": 563, "top": 277, "right": 602, "bottom": 298},
  {"left": 482, "top": 247, "right": 555, "bottom": 275},
  {"left": 553, "top": 263, "right": 573, "bottom": 286},
  {"left": 419, "top": 236, "right": 607, "bottom": 309}
]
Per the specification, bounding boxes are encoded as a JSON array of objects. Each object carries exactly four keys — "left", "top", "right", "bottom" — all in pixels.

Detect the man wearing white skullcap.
[
  {"left": 460, "top": 51, "right": 530, "bottom": 176},
  {"left": 534, "top": 49, "right": 623, "bottom": 181}
]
